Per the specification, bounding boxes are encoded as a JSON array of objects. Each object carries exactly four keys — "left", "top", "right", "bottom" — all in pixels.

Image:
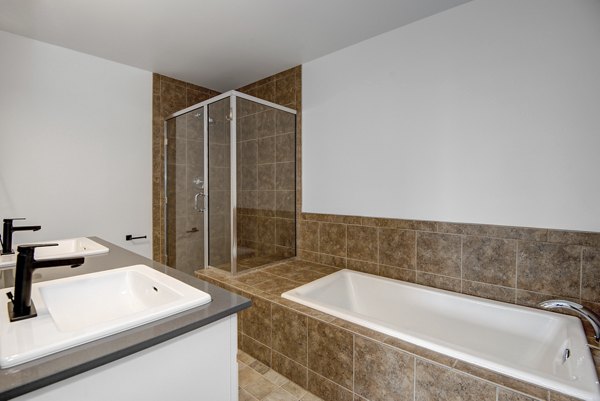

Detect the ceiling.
[{"left": 0, "top": 0, "right": 470, "bottom": 91}]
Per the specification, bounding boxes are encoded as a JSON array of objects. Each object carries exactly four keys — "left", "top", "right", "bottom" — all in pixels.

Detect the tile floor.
[{"left": 238, "top": 350, "right": 323, "bottom": 401}]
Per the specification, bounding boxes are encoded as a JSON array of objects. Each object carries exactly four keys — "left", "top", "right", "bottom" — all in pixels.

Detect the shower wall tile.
[
  {"left": 275, "top": 74, "right": 296, "bottom": 106},
  {"left": 257, "top": 110, "right": 276, "bottom": 138},
  {"left": 152, "top": 73, "right": 219, "bottom": 263},
  {"left": 275, "top": 190, "right": 295, "bottom": 219},
  {"left": 235, "top": 83, "right": 297, "bottom": 269},
  {"left": 155, "top": 67, "right": 301, "bottom": 269},
  {"left": 241, "top": 140, "right": 258, "bottom": 165},
  {"left": 160, "top": 81, "right": 187, "bottom": 117},
  {"left": 275, "top": 162, "right": 295, "bottom": 191},
  {"left": 257, "top": 191, "right": 276, "bottom": 216},
  {"left": 257, "top": 164, "right": 275, "bottom": 190},
  {"left": 276, "top": 110, "right": 296, "bottom": 133},
  {"left": 239, "top": 114, "right": 257, "bottom": 141},
  {"left": 255, "top": 81, "right": 276, "bottom": 103},
  {"left": 276, "top": 133, "right": 295, "bottom": 163},
  {"left": 258, "top": 136, "right": 276, "bottom": 163}
]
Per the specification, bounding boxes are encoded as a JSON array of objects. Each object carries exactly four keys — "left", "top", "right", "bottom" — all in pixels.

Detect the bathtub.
[{"left": 282, "top": 269, "right": 600, "bottom": 401}]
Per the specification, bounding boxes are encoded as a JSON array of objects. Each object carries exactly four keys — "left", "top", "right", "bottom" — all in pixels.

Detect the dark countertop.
[{"left": 0, "top": 237, "right": 250, "bottom": 400}]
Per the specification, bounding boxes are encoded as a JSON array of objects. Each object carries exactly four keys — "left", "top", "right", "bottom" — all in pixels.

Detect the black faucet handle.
[
  {"left": 17, "top": 243, "right": 58, "bottom": 256},
  {"left": 3, "top": 218, "right": 26, "bottom": 223}
]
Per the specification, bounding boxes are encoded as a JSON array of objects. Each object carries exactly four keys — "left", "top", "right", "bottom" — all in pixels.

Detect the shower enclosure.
[{"left": 164, "top": 91, "right": 296, "bottom": 275}]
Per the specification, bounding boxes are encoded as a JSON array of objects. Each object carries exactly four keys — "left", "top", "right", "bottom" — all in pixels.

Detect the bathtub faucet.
[{"left": 539, "top": 299, "right": 600, "bottom": 341}]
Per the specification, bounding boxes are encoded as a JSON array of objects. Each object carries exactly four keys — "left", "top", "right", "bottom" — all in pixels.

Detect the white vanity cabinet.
[{"left": 17, "top": 315, "right": 238, "bottom": 401}]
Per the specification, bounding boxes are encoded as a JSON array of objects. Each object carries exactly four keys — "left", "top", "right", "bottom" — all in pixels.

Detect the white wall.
[
  {"left": 0, "top": 31, "right": 152, "bottom": 256},
  {"left": 303, "top": 0, "right": 600, "bottom": 232}
]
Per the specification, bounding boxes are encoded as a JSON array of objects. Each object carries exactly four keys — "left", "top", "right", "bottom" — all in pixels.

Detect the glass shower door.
[
  {"left": 165, "top": 107, "right": 206, "bottom": 275},
  {"left": 207, "top": 97, "right": 232, "bottom": 272}
]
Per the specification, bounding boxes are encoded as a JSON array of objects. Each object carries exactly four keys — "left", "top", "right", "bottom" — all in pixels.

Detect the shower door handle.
[{"left": 194, "top": 192, "right": 206, "bottom": 212}]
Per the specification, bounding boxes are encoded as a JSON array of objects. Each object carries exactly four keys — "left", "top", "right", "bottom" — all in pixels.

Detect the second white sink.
[
  {"left": 0, "top": 237, "right": 109, "bottom": 269},
  {"left": 0, "top": 264, "right": 212, "bottom": 368}
]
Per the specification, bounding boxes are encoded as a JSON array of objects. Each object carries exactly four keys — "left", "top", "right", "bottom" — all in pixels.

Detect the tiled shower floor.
[{"left": 238, "top": 351, "right": 323, "bottom": 401}]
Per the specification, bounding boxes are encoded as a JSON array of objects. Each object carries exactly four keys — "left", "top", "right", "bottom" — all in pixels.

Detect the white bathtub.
[{"left": 282, "top": 269, "right": 600, "bottom": 401}]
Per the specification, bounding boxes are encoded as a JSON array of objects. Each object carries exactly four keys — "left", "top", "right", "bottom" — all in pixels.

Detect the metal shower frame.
[{"left": 163, "top": 90, "right": 297, "bottom": 274}]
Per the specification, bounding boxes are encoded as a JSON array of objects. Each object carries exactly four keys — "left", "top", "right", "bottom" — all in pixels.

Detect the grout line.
[
  {"left": 515, "top": 241, "right": 519, "bottom": 304},
  {"left": 352, "top": 334, "right": 355, "bottom": 395},
  {"left": 414, "top": 231, "right": 418, "bottom": 273},
  {"left": 460, "top": 236, "right": 464, "bottom": 293},
  {"left": 580, "top": 246, "right": 584, "bottom": 303},
  {"left": 413, "top": 357, "right": 416, "bottom": 401}
]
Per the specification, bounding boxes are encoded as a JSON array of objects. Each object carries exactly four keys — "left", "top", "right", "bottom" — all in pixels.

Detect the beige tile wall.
[
  {"left": 152, "top": 73, "right": 220, "bottom": 263},
  {"left": 298, "top": 213, "right": 600, "bottom": 341}
]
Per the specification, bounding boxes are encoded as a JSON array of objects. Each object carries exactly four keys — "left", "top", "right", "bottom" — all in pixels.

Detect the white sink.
[
  {"left": 0, "top": 237, "right": 109, "bottom": 269},
  {"left": 0, "top": 264, "right": 211, "bottom": 368}
]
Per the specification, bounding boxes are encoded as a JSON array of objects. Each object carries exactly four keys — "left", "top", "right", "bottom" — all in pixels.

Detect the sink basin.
[
  {"left": 0, "top": 237, "right": 109, "bottom": 269},
  {"left": 0, "top": 264, "right": 211, "bottom": 368}
]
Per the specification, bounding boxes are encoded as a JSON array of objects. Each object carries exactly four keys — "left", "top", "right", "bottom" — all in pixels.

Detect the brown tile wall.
[
  {"left": 197, "top": 261, "right": 590, "bottom": 401},
  {"left": 237, "top": 66, "right": 302, "bottom": 268},
  {"left": 152, "top": 67, "right": 301, "bottom": 268},
  {"left": 298, "top": 212, "right": 600, "bottom": 341},
  {"left": 152, "top": 73, "right": 220, "bottom": 263},
  {"left": 236, "top": 97, "right": 296, "bottom": 269}
]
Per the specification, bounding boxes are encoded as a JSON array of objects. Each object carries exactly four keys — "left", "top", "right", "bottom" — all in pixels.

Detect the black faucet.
[
  {"left": 7, "top": 243, "right": 84, "bottom": 322},
  {"left": 1, "top": 218, "right": 42, "bottom": 255}
]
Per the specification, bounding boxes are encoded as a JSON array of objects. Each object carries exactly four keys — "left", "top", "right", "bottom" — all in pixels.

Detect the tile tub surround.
[
  {"left": 196, "top": 260, "right": 599, "bottom": 401},
  {"left": 298, "top": 212, "right": 600, "bottom": 342},
  {"left": 152, "top": 73, "right": 220, "bottom": 263}
]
